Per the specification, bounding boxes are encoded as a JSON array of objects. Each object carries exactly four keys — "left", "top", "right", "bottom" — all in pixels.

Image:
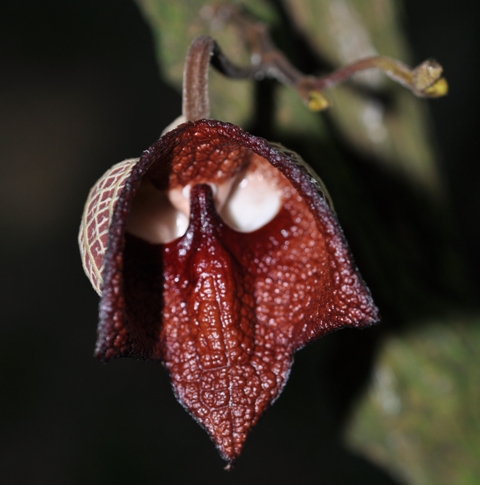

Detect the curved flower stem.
[
  {"left": 306, "top": 57, "right": 448, "bottom": 99},
  {"left": 198, "top": 4, "right": 448, "bottom": 111},
  {"left": 182, "top": 35, "right": 265, "bottom": 120},
  {"left": 183, "top": 5, "right": 448, "bottom": 119},
  {"left": 182, "top": 36, "right": 214, "bottom": 121}
]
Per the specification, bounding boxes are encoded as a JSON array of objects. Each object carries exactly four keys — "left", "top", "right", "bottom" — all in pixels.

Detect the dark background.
[{"left": 1, "top": 1, "right": 478, "bottom": 484}]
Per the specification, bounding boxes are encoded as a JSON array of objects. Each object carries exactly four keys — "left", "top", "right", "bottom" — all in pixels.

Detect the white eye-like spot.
[
  {"left": 220, "top": 170, "right": 281, "bottom": 232},
  {"left": 126, "top": 181, "right": 189, "bottom": 244},
  {"left": 174, "top": 211, "right": 189, "bottom": 239},
  {"left": 169, "top": 186, "right": 190, "bottom": 217}
]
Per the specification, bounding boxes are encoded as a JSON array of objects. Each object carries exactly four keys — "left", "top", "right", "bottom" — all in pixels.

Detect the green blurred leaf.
[{"left": 347, "top": 318, "right": 480, "bottom": 485}]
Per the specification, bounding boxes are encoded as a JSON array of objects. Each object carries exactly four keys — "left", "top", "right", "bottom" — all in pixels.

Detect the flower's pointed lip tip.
[
  {"left": 215, "top": 439, "right": 242, "bottom": 467},
  {"left": 221, "top": 452, "right": 238, "bottom": 469}
]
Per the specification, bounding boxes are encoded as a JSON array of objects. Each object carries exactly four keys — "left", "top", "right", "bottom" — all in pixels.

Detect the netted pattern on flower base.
[{"left": 79, "top": 159, "right": 138, "bottom": 294}]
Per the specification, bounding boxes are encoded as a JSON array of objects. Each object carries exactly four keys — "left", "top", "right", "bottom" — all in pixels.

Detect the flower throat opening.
[{"left": 126, "top": 154, "right": 283, "bottom": 244}]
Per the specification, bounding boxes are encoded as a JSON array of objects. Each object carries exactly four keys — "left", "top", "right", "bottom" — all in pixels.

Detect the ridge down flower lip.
[{"left": 79, "top": 28, "right": 445, "bottom": 464}]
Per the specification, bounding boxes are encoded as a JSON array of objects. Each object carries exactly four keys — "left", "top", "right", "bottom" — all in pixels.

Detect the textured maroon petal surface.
[{"left": 91, "top": 119, "right": 379, "bottom": 462}]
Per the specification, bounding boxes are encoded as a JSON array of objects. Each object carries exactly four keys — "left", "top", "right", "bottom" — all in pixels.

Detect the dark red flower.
[{"left": 79, "top": 118, "right": 379, "bottom": 463}]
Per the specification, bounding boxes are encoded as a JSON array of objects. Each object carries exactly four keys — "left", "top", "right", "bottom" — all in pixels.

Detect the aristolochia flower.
[
  {"left": 79, "top": 27, "right": 445, "bottom": 463},
  {"left": 79, "top": 116, "right": 378, "bottom": 462}
]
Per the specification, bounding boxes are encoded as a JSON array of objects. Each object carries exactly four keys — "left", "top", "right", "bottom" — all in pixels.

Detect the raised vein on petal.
[{"left": 162, "top": 184, "right": 261, "bottom": 461}]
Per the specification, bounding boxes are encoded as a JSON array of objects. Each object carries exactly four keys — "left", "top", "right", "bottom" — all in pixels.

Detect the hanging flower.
[{"left": 79, "top": 29, "right": 445, "bottom": 463}]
